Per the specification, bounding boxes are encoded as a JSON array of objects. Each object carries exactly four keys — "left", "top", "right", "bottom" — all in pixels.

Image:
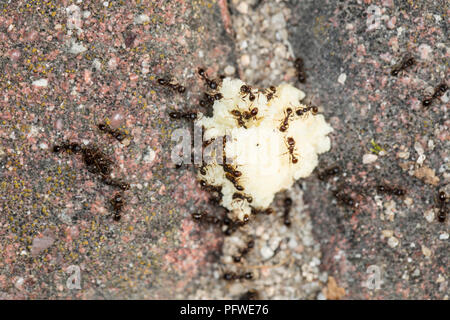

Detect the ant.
[
  {"left": 110, "top": 193, "right": 124, "bottom": 221},
  {"left": 191, "top": 211, "right": 221, "bottom": 225},
  {"left": 232, "top": 239, "right": 255, "bottom": 263},
  {"left": 53, "top": 142, "right": 82, "bottom": 154},
  {"left": 224, "top": 164, "right": 242, "bottom": 178},
  {"left": 223, "top": 215, "right": 248, "bottom": 236},
  {"left": 279, "top": 108, "right": 293, "bottom": 132},
  {"left": 232, "top": 192, "right": 253, "bottom": 203},
  {"left": 97, "top": 123, "right": 129, "bottom": 143},
  {"left": 225, "top": 172, "right": 245, "bottom": 191},
  {"left": 157, "top": 78, "right": 186, "bottom": 93},
  {"left": 240, "top": 84, "right": 255, "bottom": 101},
  {"left": 390, "top": 56, "right": 415, "bottom": 76},
  {"left": 168, "top": 111, "right": 198, "bottom": 120},
  {"left": 285, "top": 137, "right": 298, "bottom": 164},
  {"left": 333, "top": 188, "right": 356, "bottom": 207},
  {"left": 223, "top": 271, "right": 253, "bottom": 281},
  {"left": 377, "top": 184, "right": 406, "bottom": 196},
  {"left": 265, "top": 86, "right": 277, "bottom": 101},
  {"left": 317, "top": 165, "right": 340, "bottom": 181},
  {"left": 198, "top": 68, "right": 218, "bottom": 90},
  {"left": 239, "top": 289, "right": 260, "bottom": 300},
  {"left": 242, "top": 107, "right": 258, "bottom": 120},
  {"left": 422, "top": 83, "right": 448, "bottom": 108},
  {"left": 230, "top": 109, "right": 247, "bottom": 128},
  {"left": 294, "top": 57, "right": 307, "bottom": 83},
  {"left": 437, "top": 191, "right": 447, "bottom": 223},
  {"left": 283, "top": 197, "right": 293, "bottom": 226}
]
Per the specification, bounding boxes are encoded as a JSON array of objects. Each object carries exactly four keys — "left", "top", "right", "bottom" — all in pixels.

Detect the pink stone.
[{"left": 31, "top": 236, "right": 55, "bottom": 257}]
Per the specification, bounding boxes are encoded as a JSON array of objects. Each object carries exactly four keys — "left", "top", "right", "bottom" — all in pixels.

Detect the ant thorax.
[{"left": 195, "top": 78, "right": 333, "bottom": 221}]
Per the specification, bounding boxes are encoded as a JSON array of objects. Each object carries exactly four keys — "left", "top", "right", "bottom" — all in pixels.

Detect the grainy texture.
[
  {"left": 0, "top": 0, "right": 448, "bottom": 300},
  {"left": 286, "top": 0, "right": 449, "bottom": 299}
]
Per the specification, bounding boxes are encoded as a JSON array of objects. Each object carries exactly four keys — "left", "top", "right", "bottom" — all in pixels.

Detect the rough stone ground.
[{"left": 0, "top": 0, "right": 448, "bottom": 300}]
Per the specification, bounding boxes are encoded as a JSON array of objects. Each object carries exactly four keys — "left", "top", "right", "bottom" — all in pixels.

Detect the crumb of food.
[
  {"left": 196, "top": 78, "right": 333, "bottom": 220},
  {"left": 323, "top": 276, "right": 346, "bottom": 300},
  {"left": 413, "top": 166, "right": 439, "bottom": 186}
]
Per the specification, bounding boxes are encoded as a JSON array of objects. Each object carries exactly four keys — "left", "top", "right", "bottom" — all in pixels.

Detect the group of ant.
[
  {"left": 52, "top": 123, "right": 131, "bottom": 221},
  {"left": 315, "top": 164, "right": 447, "bottom": 222},
  {"left": 389, "top": 56, "right": 448, "bottom": 108}
]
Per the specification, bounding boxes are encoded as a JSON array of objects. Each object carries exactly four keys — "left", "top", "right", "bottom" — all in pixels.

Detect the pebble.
[
  {"left": 387, "top": 236, "right": 399, "bottom": 248},
  {"left": 362, "top": 153, "right": 378, "bottom": 164},
  {"left": 421, "top": 245, "right": 431, "bottom": 257},
  {"left": 134, "top": 14, "right": 150, "bottom": 24},
  {"left": 32, "top": 79, "right": 48, "bottom": 87},
  {"left": 439, "top": 233, "right": 448, "bottom": 240},
  {"left": 69, "top": 40, "right": 87, "bottom": 54},
  {"left": 236, "top": 2, "right": 248, "bottom": 14},
  {"left": 337, "top": 73, "right": 347, "bottom": 85},
  {"left": 224, "top": 65, "right": 236, "bottom": 76},
  {"left": 260, "top": 246, "right": 274, "bottom": 260},
  {"left": 240, "top": 54, "right": 250, "bottom": 66}
]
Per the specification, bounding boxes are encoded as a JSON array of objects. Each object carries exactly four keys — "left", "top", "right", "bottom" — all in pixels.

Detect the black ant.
[
  {"left": 110, "top": 193, "right": 124, "bottom": 221},
  {"left": 390, "top": 56, "right": 415, "bottom": 76},
  {"left": 97, "top": 123, "right": 129, "bottom": 142},
  {"left": 230, "top": 109, "right": 247, "bottom": 128},
  {"left": 317, "top": 165, "right": 340, "bottom": 181},
  {"left": 198, "top": 68, "right": 218, "bottom": 90},
  {"left": 53, "top": 142, "right": 82, "bottom": 154},
  {"left": 240, "top": 84, "right": 255, "bottom": 101},
  {"left": 286, "top": 137, "right": 298, "bottom": 164},
  {"left": 333, "top": 188, "right": 356, "bottom": 207},
  {"left": 223, "top": 215, "right": 248, "bottom": 236},
  {"left": 265, "top": 86, "right": 276, "bottom": 101},
  {"left": 232, "top": 192, "right": 253, "bottom": 203},
  {"left": 225, "top": 172, "right": 244, "bottom": 191},
  {"left": 191, "top": 211, "right": 221, "bottom": 225},
  {"left": 223, "top": 271, "right": 253, "bottom": 281},
  {"left": 422, "top": 82, "right": 448, "bottom": 108},
  {"left": 294, "top": 57, "right": 307, "bottom": 83},
  {"left": 224, "top": 164, "right": 242, "bottom": 178},
  {"left": 168, "top": 111, "right": 198, "bottom": 120},
  {"left": 377, "top": 184, "right": 406, "bottom": 196},
  {"left": 242, "top": 107, "right": 258, "bottom": 120},
  {"left": 437, "top": 191, "right": 447, "bottom": 223},
  {"left": 232, "top": 239, "right": 255, "bottom": 263},
  {"left": 279, "top": 108, "right": 293, "bottom": 132},
  {"left": 239, "top": 289, "right": 260, "bottom": 300},
  {"left": 283, "top": 197, "right": 293, "bottom": 226},
  {"left": 157, "top": 78, "right": 186, "bottom": 93}
]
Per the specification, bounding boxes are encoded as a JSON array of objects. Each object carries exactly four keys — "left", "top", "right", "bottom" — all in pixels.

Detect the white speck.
[
  {"left": 439, "top": 233, "right": 449, "bottom": 240},
  {"left": 134, "top": 14, "right": 149, "bottom": 24},
  {"left": 260, "top": 246, "right": 274, "bottom": 260},
  {"left": 433, "top": 15, "right": 442, "bottom": 22},
  {"left": 69, "top": 40, "right": 87, "bottom": 54},
  {"left": 82, "top": 11, "right": 91, "bottom": 18},
  {"left": 417, "top": 43, "right": 432, "bottom": 60},
  {"left": 427, "top": 139, "right": 435, "bottom": 150},
  {"left": 32, "top": 79, "right": 48, "bottom": 87},
  {"left": 397, "top": 151, "right": 410, "bottom": 159},
  {"left": 103, "top": 1, "right": 109, "bottom": 7},
  {"left": 362, "top": 153, "right": 378, "bottom": 164},
  {"left": 39, "top": 143, "right": 48, "bottom": 150},
  {"left": 15, "top": 277, "right": 24, "bottom": 289},
  {"left": 92, "top": 58, "right": 102, "bottom": 71},
  {"left": 240, "top": 54, "right": 250, "bottom": 66},
  {"left": 387, "top": 236, "right": 399, "bottom": 248},
  {"left": 20, "top": 250, "right": 28, "bottom": 256},
  {"left": 236, "top": 2, "right": 248, "bottom": 14},
  {"left": 224, "top": 65, "right": 235, "bottom": 77},
  {"left": 424, "top": 209, "right": 435, "bottom": 223},
  {"left": 337, "top": 73, "right": 347, "bottom": 85},
  {"left": 142, "top": 147, "right": 155, "bottom": 164},
  {"left": 421, "top": 245, "right": 431, "bottom": 257}
]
